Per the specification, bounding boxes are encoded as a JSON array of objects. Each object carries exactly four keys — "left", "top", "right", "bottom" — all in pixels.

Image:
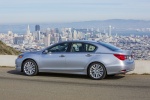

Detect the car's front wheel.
[
  {"left": 88, "top": 63, "right": 106, "bottom": 80},
  {"left": 23, "top": 60, "right": 38, "bottom": 76}
]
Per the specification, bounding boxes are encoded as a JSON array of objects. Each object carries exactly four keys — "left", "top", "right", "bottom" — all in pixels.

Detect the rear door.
[{"left": 65, "top": 42, "right": 97, "bottom": 72}]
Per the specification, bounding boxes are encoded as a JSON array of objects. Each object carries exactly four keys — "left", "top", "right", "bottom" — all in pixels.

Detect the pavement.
[{"left": 0, "top": 67, "right": 150, "bottom": 100}]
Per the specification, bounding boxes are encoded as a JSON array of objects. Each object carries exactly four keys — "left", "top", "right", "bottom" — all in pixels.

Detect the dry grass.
[
  {"left": 128, "top": 73, "right": 150, "bottom": 75},
  {"left": 128, "top": 73, "right": 138, "bottom": 75},
  {"left": 0, "top": 66, "right": 14, "bottom": 68},
  {"left": 0, "top": 41, "right": 21, "bottom": 55},
  {"left": 141, "top": 73, "right": 150, "bottom": 75}
]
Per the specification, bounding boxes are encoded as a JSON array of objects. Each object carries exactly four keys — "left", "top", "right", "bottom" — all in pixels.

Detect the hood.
[{"left": 22, "top": 51, "right": 41, "bottom": 55}]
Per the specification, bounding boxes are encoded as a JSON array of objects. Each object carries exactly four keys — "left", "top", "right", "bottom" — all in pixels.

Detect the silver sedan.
[{"left": 15, "top": 40, "right": 135, "bottom": 80}]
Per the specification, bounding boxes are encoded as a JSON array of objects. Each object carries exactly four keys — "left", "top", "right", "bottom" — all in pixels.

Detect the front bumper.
[{"left": 15, "top": 58, "right": 22, "bottom": 72}]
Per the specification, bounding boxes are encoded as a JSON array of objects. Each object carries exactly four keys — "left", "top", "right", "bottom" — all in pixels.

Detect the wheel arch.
[
  {"left": 21, "top": 58, "right": 38, "bottom": 72},
  {"left": 87, "top": 61, "right": 107, "bottom": 75}
]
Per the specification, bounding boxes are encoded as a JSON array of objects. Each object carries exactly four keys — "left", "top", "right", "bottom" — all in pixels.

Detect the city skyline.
[
  {"left": 0, "top": 25, "right": 150, "bottom": 60},
  {"left": 0, "top": 0, "right": 150, "bottom": 24}
]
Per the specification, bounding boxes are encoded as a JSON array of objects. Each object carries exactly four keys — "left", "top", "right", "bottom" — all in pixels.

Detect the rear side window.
[
  {"left": 70, "top": 42, "right": 97, "bottom": 52},
  {"left": 98, "top": 42, "right": 121, "bottom": 51},
  {"left": 85, "top": 43, "right": 96, "bottom": 52},
  {"left": 71, "top": 43, "right": 83, "bottom": 52}
]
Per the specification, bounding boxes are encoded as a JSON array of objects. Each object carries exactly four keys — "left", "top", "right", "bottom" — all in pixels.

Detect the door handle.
[
  {"left": 86, "top": 54, "right": 92, "bottom": 57},
  {"left": 59, "top": 55, "right": 65, "bottom": 57}
]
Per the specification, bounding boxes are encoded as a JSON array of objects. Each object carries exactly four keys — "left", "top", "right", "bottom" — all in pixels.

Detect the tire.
[
  {"left": 23, "top": 59, "right": 38, "bottom": 76},
  {"left": 88, "top": 63, "right": 106, "bottom": 80}
]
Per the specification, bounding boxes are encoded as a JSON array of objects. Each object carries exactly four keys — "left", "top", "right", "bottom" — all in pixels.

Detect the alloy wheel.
[
  {"left": 88, "top": 63, "right": 106, "bottom": 80},
  {"left": 23, "top": 60, "right": 38, "bottom": 76}
]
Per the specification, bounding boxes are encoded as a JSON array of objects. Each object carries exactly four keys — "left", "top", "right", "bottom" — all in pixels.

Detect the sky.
[{"left": 0, "top": 0, "right": 150, "bottom": 24}]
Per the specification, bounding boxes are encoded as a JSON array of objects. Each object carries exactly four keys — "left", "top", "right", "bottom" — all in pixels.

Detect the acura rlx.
[{"left": 16, "top": 40, "right": 135, "bottom": 80}]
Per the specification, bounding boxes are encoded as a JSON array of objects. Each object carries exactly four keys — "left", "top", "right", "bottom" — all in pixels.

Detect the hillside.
[
  {"left": 1, "top": 19, "right": 150, "bottom": 33},
  {"left": 65, "top": 19, "right": 150, "bottom": 29},
  {"left": 0, "top": 41, "right": 20, "bottom": 55}
]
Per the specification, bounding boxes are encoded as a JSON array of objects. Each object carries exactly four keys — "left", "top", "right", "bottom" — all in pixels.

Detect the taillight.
[
  {"left": 114, "top": 54, "right": 126, "bottom": 60},
  {"left": 131, "top": 54, "right": 134, "bottom": 58}
]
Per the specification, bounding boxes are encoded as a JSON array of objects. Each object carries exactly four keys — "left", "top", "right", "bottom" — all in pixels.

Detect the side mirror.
[{"left": 43, "top": 50, "right": 49, "bottom": 54}]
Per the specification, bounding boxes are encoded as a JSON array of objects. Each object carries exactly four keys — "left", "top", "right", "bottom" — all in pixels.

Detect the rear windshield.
[{"left": 98, "top": 42, "right": 121, "bottom": 51}]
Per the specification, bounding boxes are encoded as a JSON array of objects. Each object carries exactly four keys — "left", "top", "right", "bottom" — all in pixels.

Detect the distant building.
[
  {"left": 8, "top": 31, "right": 13, "bottom": 37},
  {"left": 109, "top": 25, "right": 112, "bottom": 36},
  {"left": 13, "top": 37, "right": 24, "bottom": 44},
  {"left": 35, "top": 25, "right": 40, "bottom": 31},
  {"left": 37, "top": 31, "right": 41, "bottom": 41},
  {"left": 55, "top": 28, "right": 59, "bottom": 33},
  {"left": 27, "top": 25, "right": 31, "bottom": 35},
  {"left": 44, "top": 33, "right": 51, "bottom": 46},
  {"left": 73, "top": 30, "right": 78, "bottom": 40}
]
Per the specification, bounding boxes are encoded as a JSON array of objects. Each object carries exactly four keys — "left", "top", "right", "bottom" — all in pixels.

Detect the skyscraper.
[
  {"left": 37, "top": 31, "right": 40, "bottom": 40},
  {"left": 27, "top": 25, "right": 30, "bottom": 35},
  {"left": 44, "top": 33, "right": 51, "bottom": 46},
  {"left": 109, "top": 25, "right": 112, "bottom": 36},
  {"left": 35, "top": 25, "right": 40, "bottom": 31}
]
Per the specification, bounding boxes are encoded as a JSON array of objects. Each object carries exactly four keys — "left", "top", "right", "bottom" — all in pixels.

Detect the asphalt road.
[{"left": 0, "top": 68, "right": 150, "bottom": 100}]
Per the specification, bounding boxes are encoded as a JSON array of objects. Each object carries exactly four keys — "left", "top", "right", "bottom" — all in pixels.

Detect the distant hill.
[
  {"left": 41, "top": 19, "right": 150, "bottom": 29},
  {"left": 1, "top": 19, "right": 150, "bottom": 33},
  {"left": 65, "top": 19, "right": 150, "bottom": 28},
  {"left": 0, "top": 41, "right": 20, "bottom": 55}
]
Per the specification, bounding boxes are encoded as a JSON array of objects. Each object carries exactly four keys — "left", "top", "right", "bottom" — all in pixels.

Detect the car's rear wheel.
[
  {"left": 88, "top": 63, "right": 106, "bottom": 80},
  {"left": 23, "top": 60, "right": 38, "bottom": 76}
]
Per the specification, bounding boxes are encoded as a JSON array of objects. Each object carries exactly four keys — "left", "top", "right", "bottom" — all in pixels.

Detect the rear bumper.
[{"left": 106, "top": 60, "right": 135, "bottom": 75}]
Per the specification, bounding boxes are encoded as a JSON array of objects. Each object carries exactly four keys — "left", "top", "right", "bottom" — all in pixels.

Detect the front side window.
[{"left": 48, "top": 43, "right": 69, "bottom": 53}]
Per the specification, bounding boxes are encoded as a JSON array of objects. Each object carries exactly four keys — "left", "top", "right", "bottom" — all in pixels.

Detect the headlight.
[{"left": 18, "top": 55, "right": 23, "bottom": 58}]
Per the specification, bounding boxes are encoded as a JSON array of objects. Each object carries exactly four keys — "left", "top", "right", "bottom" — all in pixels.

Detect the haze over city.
[{"left": 0, "top": 0, "right": 150, "bottom": 24}]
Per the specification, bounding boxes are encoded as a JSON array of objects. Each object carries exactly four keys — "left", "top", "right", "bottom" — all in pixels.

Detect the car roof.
[{"left": 61, "top": 40, "right": 98, "bottom": 44}]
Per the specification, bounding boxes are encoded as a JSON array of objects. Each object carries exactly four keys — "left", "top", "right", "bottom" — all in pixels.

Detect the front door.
[{"left": 39, "top": 42, "right": 69, "bottom": 72}]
